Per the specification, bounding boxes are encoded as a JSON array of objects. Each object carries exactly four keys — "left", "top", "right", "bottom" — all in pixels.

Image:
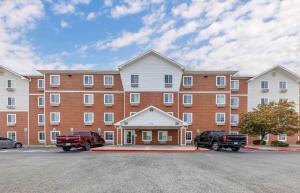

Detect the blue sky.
[{"left": 1, "top": 0, "right": 300, "bottom": 75}]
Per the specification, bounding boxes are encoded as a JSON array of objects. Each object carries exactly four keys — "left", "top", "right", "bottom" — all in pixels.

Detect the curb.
[
  {"left": 90, "top": 149, "right": 209, "bottom": 153},
  {"left": 242, "top": 146, "right": 300, "bottom": 152}
]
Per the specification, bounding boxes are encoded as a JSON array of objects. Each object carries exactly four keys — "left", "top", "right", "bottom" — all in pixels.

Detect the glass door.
[{"left": 125, "top": 130, "right": 135, "bottom": 145}]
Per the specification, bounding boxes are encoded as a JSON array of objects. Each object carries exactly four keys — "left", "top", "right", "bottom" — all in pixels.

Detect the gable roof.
[
  {"left": 114, "top": 105, "right": 188, "bottom": 127},
  {"left": 117, "top": 50, "right": 185, "bottom": 70},
  {"left": 0, "top": 65, "right": 29, "bottom": 80},
  {"left": 248, "top": 65, "right": 300, "bottom": 82}
]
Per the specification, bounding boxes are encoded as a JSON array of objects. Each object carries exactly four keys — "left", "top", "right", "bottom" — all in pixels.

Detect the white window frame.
[
  {"left": 131, "top": 74, "right": 139, "bottom": 87},
  {"left": 38, "top": 96, "right": 44, "bottom": 108},
  {"left": 7, "top": 97, "right": 16, "bottom": 109},
  {"left": 104, "top": 94, "right": 114, "bottom": 106},
  {"left": 38, "top": 114, "right": 45, "bottom": 126},
  {"left": 278, "top": 133, "right": 287, "bottom": 142},
  {"left": 7, "top": 131, "right": 17, "bottom": 141},
  {"left": 50, "top": 93, "right": 60, "bottom": 106},
  {"left": 279, "top": 80, "right": 287, "bottom": 92},
  {"left": 164, "top": 74, "right": 173, "bottom": 87},
  {"left": 216, "top": 113, "right": 226, "bottom": 125},
  {"left": 260, "top": 134, "right": 269, "bottom": 141},
  {"left": 83, "top": 94, "right": 94, "bottom": 106},
  {"left": 37, "top": 79, "right": 44, "bottom": 90},
  {"left": 216, "top": 94, "right": 226, "bottom": 107},
  {"left": 50, "top": 130, "right": 61, "bottom": 142},
  {"left": 216, "top": 76, "right": 226, "bottom": 88},
  {"left": 231, "top": 80, "right": 239, "bottom": 91},
  {"left": 230, "top": 97, "right": 239, "bottom": 109},
  {"left": 163, "top": 93, "right": 173, "bottom": 106},
  {"left": 142, "top": 131, "right": 152, "bottom": 141},
  {"left": 104, "top": 75, "right": 114, "bottom": 87},
  {"left": 261, "top": 98, "right": 269, "bottom": 105},
  {"left": 50, "top": 112, "right": 60, "bottom": 125},
  {"left": 7, "top": 79, "right": 15, "bottom": 90},
  {"left": 104, "top": 131, "right": 114, "bottom": 144},
  {"left": 183, "top": 113, "right": 193, "bottom": 124},
  {"left": 186, "top": 131, "right": 192, "bottom": 142},
  {"left": 104, "top": 112, "right": 114, "bottom": 125},
  {"left": 183, "top": 76, "right": 193, "bottom": 88},
  {"left": 7, "top": 114, "right": 16, "bottom": 126},
  {"left": 261, "top": 80, "right": 269, "bottom": 92},
  {"left": 183, "top": 94, "right": 193, "bottom": 107},
  {"left": 50, "top": 75, "right": 60, "bottom": 87},
  {"left": 84, "top": 112, "right": 94, "bottom": 125},
  {"left": 38, "top": 131, "right": 45, "bottom": 143},
  {"left": 130, "top": 93, "right": 140, "bottom": 105},
  {"left": 158, "top": 131, "right": 168, "bottom": 142},
  {"left": 230, "top": 114, "right": 239, "bottom": 126},
  {"left": 83, "top": 75, "right": 94, "bottom": 87}
]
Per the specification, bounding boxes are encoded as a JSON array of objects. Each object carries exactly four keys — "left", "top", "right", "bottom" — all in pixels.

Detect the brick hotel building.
[{"left": 0, "top": 50, "right": 299, "bottom": 145}]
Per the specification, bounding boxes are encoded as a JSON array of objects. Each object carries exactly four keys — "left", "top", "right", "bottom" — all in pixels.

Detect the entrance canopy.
[{"left": 114, "top": 106, "right": 188, "bottom": 129}]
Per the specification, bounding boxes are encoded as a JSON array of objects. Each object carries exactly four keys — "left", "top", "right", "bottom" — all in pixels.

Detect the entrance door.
[{"left": 124, "top": 130, "right": 135, "bottom": 145}]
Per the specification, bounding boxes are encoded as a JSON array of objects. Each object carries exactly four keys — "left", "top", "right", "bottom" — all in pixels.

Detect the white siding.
[
  {"left": 248, "top": 68, "right": 299, "bottom": 112},
  {"left": 0, "top": 68, "right": 29, "bottom": 111},
  {"left": 120, "top": 54, "right": 183, "bottom": 91}
]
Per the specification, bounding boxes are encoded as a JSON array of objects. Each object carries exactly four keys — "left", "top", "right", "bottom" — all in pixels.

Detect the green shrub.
[
  {"left": 271, "top": 140, "right": 289, "bottom": 147},
  {"left": 253, "top": 140, "right": 266, "bottom": 145},
  {"left": 296, "top": 140, "right": 300, "bottom": 145}
]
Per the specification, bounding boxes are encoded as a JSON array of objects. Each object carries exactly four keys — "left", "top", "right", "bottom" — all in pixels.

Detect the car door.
[
  {"left": 6, "top": 138, "right": 14, "bottom": 148},
  {"left": 0, "top": 137, "right": 5, "bottom": 148},
  {"left": 199, "top": 132, "right": 209, "bottom": 145}
]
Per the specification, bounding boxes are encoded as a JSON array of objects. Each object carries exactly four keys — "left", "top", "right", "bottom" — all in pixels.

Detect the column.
[
  {"left": 117, "top": 126, "right": 123, "bottom": 145},
  {"left": 180, "top": 127, "right": 186, "bottom": 146}
]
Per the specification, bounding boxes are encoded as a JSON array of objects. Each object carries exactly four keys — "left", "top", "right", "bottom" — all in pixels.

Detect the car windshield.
[
  {"left": 72, "top": 132, "right": 90, "bottom": 136},
  {"left": 212, "top": 131, "right": 226, "bottom": 135}
]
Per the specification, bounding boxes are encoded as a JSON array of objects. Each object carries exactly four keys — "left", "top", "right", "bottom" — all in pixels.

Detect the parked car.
[
  {"left": 56, "top": 131, "right": 105, "bottom": 151},
  {"left": 0, "top": 137, "right": 23, "bottom": 149},
  {"left": 194, "top": 130, "right": 246, "bottom": 151}
]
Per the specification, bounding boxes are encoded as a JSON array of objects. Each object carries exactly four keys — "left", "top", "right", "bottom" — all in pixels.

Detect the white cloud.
[
  {"left": 86, "top": 12, "right": 96, "bottom": 21},
  {"left": 104, "top": 0, "right": 113, "bottom": 7},
  {"left": 60, "top": 20, "right": 69, "bottom": 28},
  {"left": 52, "top": 0, "right": 91, "bottom": 15}
]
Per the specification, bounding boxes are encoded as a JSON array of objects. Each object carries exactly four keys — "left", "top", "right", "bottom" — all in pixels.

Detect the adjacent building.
[{"left": 1, "top": 50, "right": 299, "bottom": 145}]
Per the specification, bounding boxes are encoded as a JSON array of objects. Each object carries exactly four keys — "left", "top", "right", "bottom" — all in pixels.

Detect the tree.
[{"left": 238, "top": 100, "right": 300, "bottom": 144}]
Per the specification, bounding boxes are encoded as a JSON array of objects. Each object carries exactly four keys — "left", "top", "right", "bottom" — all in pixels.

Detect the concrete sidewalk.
[
  {"left": 91, "top": 145, "right": 209, "bottom": 153},
  {"left": 243, "top": 145, "right": 300, "bottom": 152}
]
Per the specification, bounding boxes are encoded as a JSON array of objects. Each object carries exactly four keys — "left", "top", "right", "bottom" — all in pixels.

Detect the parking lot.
[{"left": 1, "top": 148, "right": 300, "bottom": 193}]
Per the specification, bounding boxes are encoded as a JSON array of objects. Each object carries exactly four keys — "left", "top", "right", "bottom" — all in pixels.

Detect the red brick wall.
[{"left": 134, "top": 129, "right": 179, "bottom": 145}]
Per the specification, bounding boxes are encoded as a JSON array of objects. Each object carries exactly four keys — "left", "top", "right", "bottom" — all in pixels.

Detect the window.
[
  {"left": 183, "top": 76, "right": 193, "bottom": 87},
  {"left": 84, "top": 112, "right": 94, "bottom": 125},
  {"left": 167, "top": 112, "right": 174, "bottom": 116},
  {"left": 50, "top": 75, "right": 60, "bottom": 86},
  {"left": 38, "top": 96, "right": 44, "bottom": 108},
  {"left": 130, "top": 93, "right": 140, "bottom": 105},
  {"left": 50, "top": 130, "right": 60, "bottom": 142},
  {"left": 50, "top": 112, "right": 60, "bottom": 125},
  {"left": 38, "top": 114, "right": 45, "bottom": 126},
  {"left": 104, "top": 112, "right": 114, "bottom": 125},
  {"left": 183, "top": 113, "right": 192, "bottom": 124},
  {"left": 186, "top": 131, "right": 192, "bottom": 141},
  {"left": 230, "top": 131, "right": 239, "bottom": 135},
  {"left": 50, "top": 93, "right": 60, "bottom": 106},
  {"left": 261, "top": 80, "right": 269, "bottom": 92},
  {"left": 261, "top": 98, "right": 269, "bottom": 105},
  {"left": 216, "top": 94, "right": 226, "bottom": 107},
  {"left": 230, "top": 114, "right": 239, "bottom": 126},
  {"left": 7, "top": 97, "right": 16, "bottom": 108},
  {"left": 130, "top": 112, "right": 136, "bottom": 116},
  {"left": 104, "top": 75, "right": 114, "bottom": 87},
  {"left": 216, "top": 76, "right": 226, "bottom": 88},
  {"left": 261, "top": 134, "right": 269, "bottom": 141},
  {"left": 7, "top": 79, "right": 15, "bottom": 89},
  {"left": 7, "top": 114, "right": 16, "bottom": 126},
  {"left": 163, "top": 93, "right": 173, "bottom": 105},
  {"left": 37, "top": 79, "right": 44, "bottom": 90},
  {"left": 230, "top": 97, "right": 239, "bottom": 109},
  {"left": 104, "top": 94, "right": 114, "bottom": 106},
  {"left": 142, "top": 131, "right": 152, "bottom": 141},
  {"left": 7, "top": 131, "right": 16, "bottom": 141},
  {"left": 83, "top": 75, "right": 93, "bottom": 87},
  {"left": 131, "top": 74, "right": 139, "bottom": 87},
  {"left": 216, "top": 113, "right": 225, "bottom": 125},
  {"left": 278, "top": 133, "right": 287, "bottom": 142},
  {"left": 183, "top": 94, "right": 192, "bottom": 106},
  {"left": 231, "top": 80, "right": 239, "bottom": 91},
  {"left": 165, "top": 75, "right": 173, "bottom": 87},
  {"left": 84, "top": 94, "right": 94, "bottom": 106},
  {"left": 38, "top": 131, "right": 45, "bottom": 142},
  {"left": 279, "top": 80, "right": 287, "bottom": 92},
  {"left": 104, "top": 131, "right": 114, "bottom": 144},
  {"left": 158, "top": 131, "right": 168, "bottom": 141}
]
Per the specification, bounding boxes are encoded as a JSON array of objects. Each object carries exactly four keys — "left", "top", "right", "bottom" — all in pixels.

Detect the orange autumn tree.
[{"left": 238, "top": 100, "right": 300, "bottom": 144}]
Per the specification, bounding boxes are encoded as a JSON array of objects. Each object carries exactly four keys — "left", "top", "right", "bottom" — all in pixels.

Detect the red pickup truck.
[{"left": 56, "top": 131, "right": 105, "bottom": 151}]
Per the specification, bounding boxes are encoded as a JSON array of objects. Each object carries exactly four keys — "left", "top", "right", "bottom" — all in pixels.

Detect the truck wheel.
[
  {"left": 231, "top": 147, "right": 240, "bottom": 152},
  {"left": 63, "top": 147, "right": 71, "bottom": 152},
  {"left": 212, "top": 142, "right": 220, "bottom": 151},
  {"left": 83, "top": 142, "right": 91, "bottom": 151}
]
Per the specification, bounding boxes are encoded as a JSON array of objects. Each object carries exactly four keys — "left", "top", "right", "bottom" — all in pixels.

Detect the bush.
[
  {"left": 296, "top": 140, "right": 300, "bottom": 145},
  {"left": 253, "top": 140, "right": 266, "bottom": 145},
  {"left": 271, "top": 140, "right": 289, "bottom": 147}
]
